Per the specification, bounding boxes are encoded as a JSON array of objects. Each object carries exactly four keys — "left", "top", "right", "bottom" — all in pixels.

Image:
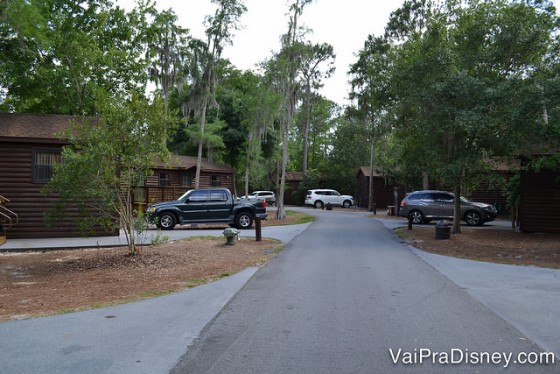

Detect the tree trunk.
[
  {"left": 195, "top": 91, "right": 209, "bottom": 189},
  {"left": 452, "top": 181, "right": 462, "bottom": 234},
  {"left": 368, "top": 135, "right": 375, "bottom": 212},
  {"left": 302, "top": 83, "right": 311, "bottom": 175},
  {"left": 422, "top": 171, "right": 429, "bottom": 190}
]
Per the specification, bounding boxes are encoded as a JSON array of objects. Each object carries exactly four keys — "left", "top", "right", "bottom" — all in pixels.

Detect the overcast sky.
[
  {"left": 117, "top": 0, "right": 404, "bottom": 105},
  {"left": 117, "top": 0, "right": 559, "bottom": 105}
]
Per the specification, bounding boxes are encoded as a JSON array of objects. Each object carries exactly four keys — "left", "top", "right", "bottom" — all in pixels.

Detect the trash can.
[
  {"left": 435, "top": 220, "right": 450, "bottom": 240},
  {"left": 326, "top": 202, "right": 332, "bottom": 211}
]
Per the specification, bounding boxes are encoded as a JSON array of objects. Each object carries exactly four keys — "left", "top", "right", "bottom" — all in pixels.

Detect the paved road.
[{"left": 173, "top": 210, "right": 557, "bottom": 373}]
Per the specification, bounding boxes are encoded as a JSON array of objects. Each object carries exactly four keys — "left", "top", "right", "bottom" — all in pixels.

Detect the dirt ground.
[
  {"left": 1, "top": 211, "right": 559, "bottom": 321},
  {"left": 396, "top": 226, "right": 560, "bottom": 269}
]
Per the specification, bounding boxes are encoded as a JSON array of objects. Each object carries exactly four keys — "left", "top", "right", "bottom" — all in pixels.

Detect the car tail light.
[{"left": 401, "top": 201, "right": 407, "bottom": 206}]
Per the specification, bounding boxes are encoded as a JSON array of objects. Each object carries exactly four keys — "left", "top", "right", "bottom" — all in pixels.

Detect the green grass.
[{"left": 283, "top": 210, "right": 316, "bottom": 225}]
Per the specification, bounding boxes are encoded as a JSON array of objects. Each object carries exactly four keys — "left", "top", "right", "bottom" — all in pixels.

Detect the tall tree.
[
  {"left": 299, "top": 42, "right": 335, "bottom": 175},
  {"left": 349, "top": 35, "right": 393, "bottom": 211},
  {"left": 182, "top": 0, "right": 246, "bottom": 189},
  {"left": 142, "top": 5, "right": 190, "bottom": 111},
  {"left": 275, "top": 0, "right": 313, "bottom": 220}
]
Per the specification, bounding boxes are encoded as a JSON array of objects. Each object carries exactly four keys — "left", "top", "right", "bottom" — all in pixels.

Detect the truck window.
[
  {"left": 188, "top": 190, "right": 208, "bottom": 202},
  {"left": 209, "top": 191, "right": 227, "bottom": 202}
]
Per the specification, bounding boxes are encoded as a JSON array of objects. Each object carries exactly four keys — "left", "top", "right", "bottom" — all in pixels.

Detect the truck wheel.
[
  {"left": 235, "top": 212, "right": 254, "bottom": 229},
  {"left": 157, "top": 213, "right": 176, "bottom": 230}
]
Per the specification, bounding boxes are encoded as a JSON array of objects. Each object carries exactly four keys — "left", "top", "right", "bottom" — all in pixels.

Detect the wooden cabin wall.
[{"left": 0, "top": 141, "right": 115, "bottom": 239}]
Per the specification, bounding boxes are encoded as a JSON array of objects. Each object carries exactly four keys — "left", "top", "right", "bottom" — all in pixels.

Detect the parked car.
[
  {"left": 242, "top": 191, "right": 276, "bottom": 206},
  {"left": 305, "top": 189, "right": 354, "bottom": 209},
  {"left": 399, "top": 190, "right": 497, "bottom": 226},
  {"left": 147, "top": 188, "right": 267, "bottom": 230}
]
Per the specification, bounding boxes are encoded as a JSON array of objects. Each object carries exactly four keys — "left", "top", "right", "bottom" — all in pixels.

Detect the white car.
[
  {"left": 242, "top": 191, "right": 276, "bottom": 206},
  {"left": 305, "top": 189, "right": 354, "bottom": 209}
]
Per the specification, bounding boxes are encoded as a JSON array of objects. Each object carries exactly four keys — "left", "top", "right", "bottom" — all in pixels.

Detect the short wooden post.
[
  {"left": 255, "top": 218, "right": 262, "bottom": 242},
  {"left": 408, "top": 214, "right": 413, "bottom": 230}
]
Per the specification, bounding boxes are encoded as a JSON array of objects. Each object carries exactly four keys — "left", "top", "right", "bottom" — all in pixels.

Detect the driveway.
[{"left": 173, "top": 209, "right": 558, "bottom": 373}]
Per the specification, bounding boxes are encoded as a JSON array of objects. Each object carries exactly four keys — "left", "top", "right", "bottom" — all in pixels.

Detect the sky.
[
  {"left": 117, "top": 0, "right": 405, "bottom": 105},
  {"left": 117, "top": 0, "right": 560, "bottom": 106}
]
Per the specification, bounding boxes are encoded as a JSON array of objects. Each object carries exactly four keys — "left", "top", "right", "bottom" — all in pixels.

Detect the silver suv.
[
  {"left": 305, "top": 189, "right": 354, "bottom": 209},
  {"left": 399, "top": 190, "right": 497, "bottom": 226}
]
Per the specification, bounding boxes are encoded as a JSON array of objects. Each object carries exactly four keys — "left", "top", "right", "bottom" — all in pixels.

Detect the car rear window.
[{"left": 409, "top": 193, "right": 433, "bottom": 201}]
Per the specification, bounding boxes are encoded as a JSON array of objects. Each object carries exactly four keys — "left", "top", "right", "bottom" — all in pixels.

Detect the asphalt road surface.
[{"left": 172, "top": 210, "right": 557, "bottom": 373}]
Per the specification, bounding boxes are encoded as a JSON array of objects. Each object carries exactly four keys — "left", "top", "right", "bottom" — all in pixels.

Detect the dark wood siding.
[
  {"left": 356, "top": 171, "right": 406, "bottom": 209},
  {"left": 519, "top": 170, "right": 560, "bottom": 234},
  {"left": 0, "top": 141, "right": 115, "bottom": 239}
]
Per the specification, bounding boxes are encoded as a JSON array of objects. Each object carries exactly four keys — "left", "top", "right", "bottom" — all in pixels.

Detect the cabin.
[
  {"left": 356, "top": 167, "right": 406, "bottom": 211},
  {"left": 284, "top": 171, "right": 305, "bottom": 205},
  {"left": 0, "top": 113, "right": 237, "bottom": 240},
  {"left": 0, "top": 112, "right": 116, "bottom": 239},
  {"left": 133, "top": 155, "right": 236, "bottom": 209},
  {"left": 519, "top": 166, "right": 560, "bottom": 234}
]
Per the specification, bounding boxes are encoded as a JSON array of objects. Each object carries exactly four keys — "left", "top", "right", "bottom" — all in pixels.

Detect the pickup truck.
[{"left": 146, "top": 188, "right": 268, "bottom": 230}]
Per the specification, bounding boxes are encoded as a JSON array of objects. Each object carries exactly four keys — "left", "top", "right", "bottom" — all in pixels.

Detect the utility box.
[{"left": 223, "top": 228, "right": 239, "bottom": 245}]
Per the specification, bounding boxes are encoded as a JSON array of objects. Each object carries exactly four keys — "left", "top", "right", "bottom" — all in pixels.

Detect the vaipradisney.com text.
[{"left": 389, "top": 348, "right": 556, "bottom": 368}]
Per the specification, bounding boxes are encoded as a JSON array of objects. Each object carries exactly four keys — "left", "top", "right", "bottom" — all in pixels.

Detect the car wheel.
[
  {"left": 314, "top": 200, "right": 324, "bottom": 209},
  {"left": 409, "top": 210, "right": 424, "bottom": 224},
  {"left": 235, "top": 212, "right": 254, "bottom": 229},
  {"left": 465, "top": 211, "right": 482, "bottom": 226},
  {"left": 342, "top": 200, "right": 352, "bottom": 208},
  {"left": 157, "top": 213, "right": 176, "bottom": 230}
]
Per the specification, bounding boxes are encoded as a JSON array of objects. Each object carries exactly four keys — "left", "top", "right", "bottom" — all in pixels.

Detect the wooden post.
[
  {"left": 255, "top": 218, "right": 262, "bottom": 242},
  {"left": 408, "top": 214, "right": 413, "bottom": 230}
]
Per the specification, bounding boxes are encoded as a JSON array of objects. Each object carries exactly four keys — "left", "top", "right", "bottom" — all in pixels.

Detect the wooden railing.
[
  {"left": 1, "top": 195, "right": 18, "bottom": 244},
  {"left": 133, "top": 186, "right": 191, "bottom": 211}
]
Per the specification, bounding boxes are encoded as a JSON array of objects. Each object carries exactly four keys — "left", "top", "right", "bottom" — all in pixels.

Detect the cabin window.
[
  {"left": 33, "top": 149, "right": 61, "bottom": 183},
  {"left": 181, "top": 173, "right": 192, "bottom": 187},
  {"left": 211, "top": 175, "right": 221, "bottom": 187},
  {"left": 159, "top": 172, "right": 170, "bottom": 187}
]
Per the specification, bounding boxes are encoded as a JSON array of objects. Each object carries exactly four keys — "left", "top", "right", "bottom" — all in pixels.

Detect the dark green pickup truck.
[{"left": 146, "top": 188, "right": 268, "bottom": 230}]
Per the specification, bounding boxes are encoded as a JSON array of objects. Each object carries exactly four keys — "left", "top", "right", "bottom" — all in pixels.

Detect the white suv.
[
  {"left": 243, "top": 191, "right": 276, "bottom": 206},
  {"left": 305, "top": 189, "right": 354, "bottom": 209}
]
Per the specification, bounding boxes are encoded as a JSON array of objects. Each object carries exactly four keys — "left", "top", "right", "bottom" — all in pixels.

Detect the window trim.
[
  {"left": 33, "top": 148, "right": 61, "bottom": 184},
  {"left": 159, "top": 172, "right": 171, "bottom": 187},
  {"left": 211, "top": 175, "right": 221, "bottom": 187}
]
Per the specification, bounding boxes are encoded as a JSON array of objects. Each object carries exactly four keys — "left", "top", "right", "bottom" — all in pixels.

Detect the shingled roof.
[
  {"left": 1, "top": 113, "right": 235, "bottom": 173},
  {"left": 0, "top": 112, "right": 88, "bottom": 143},
  {"left": 154, "top": 155, "right": 235, "bottom": 173}
]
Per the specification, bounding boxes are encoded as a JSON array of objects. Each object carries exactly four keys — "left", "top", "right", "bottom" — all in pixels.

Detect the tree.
[
  {"left": 142, "top": 5, "right": 190, "bottom": 111},
  {"left": 349, "top": 35, "right": 393, "bottom": 211},
  {"left": 45, "top": 93, "right": 177, "bottom": 254},
  {"left": 387, "top": 0, "right": 559, "bottom": 233},
  {"left": 0, "top": 0, "right": 147, "bottom": 114},
  {"left": 180, "top": 0, "right": 246, "bottom": 189},
  {"left": 299, "top": 42, "right": 335, "bottom": 175},
  {"left": 274, "top": 0, "right": 314, "bottom": 220}
]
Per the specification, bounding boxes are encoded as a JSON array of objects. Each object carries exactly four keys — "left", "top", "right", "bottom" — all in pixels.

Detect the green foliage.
[
  {"left": 381, "top": 0, "right": 559, "bottom": 232},
  {"left": 0, "top": 0, "right": 148, "bottom": 114},
  {"left": 44, "top": 93, "right": 177, "bottom": 254}
]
